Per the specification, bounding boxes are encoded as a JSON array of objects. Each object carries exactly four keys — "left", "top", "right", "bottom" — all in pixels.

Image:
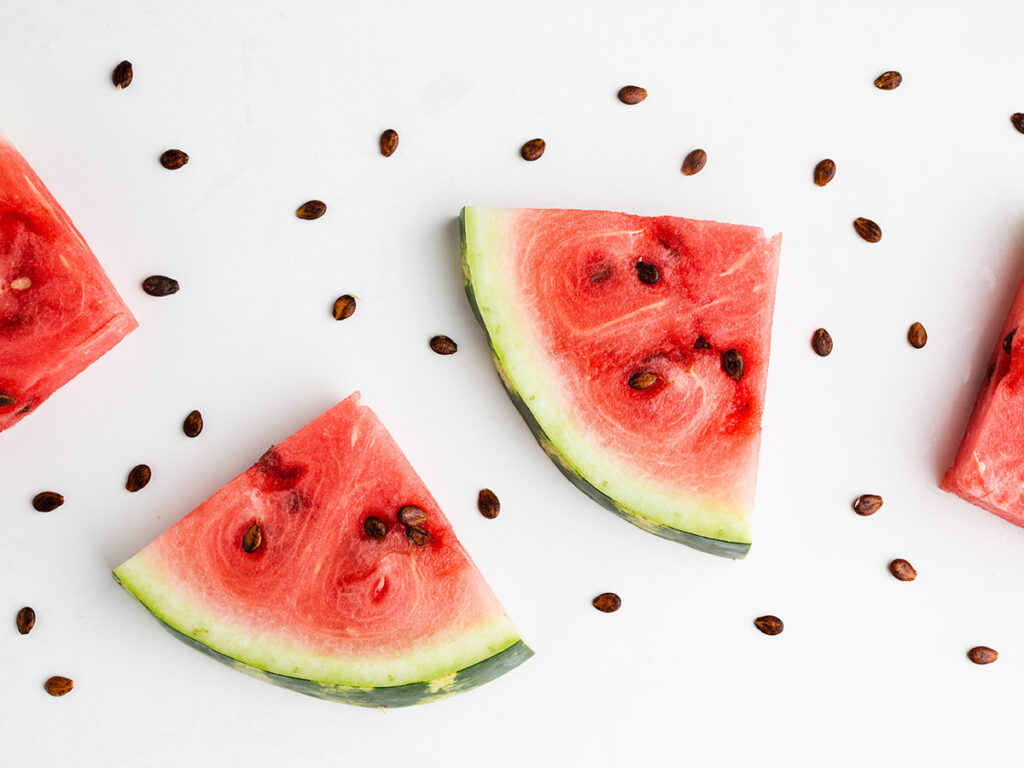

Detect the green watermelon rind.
[{"left": 460, "top": 206, "right": 751, "bottom": 559}]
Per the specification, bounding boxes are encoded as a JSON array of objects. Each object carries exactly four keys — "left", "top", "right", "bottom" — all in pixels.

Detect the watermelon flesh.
[
  {"left": 942, "top": 272, "right": 1024, "bottom": 524},
  {"left": 0, "top": 134, "right": 137, "bottom": 432},
  {"left": 114, "top": 393, "right": 531, "bottom": 707},
  {"left": 461, "top": 207, "right": 781, "bottom": 557}
]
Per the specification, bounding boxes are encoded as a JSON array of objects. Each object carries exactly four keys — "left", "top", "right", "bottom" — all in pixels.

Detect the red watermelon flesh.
[
  {"left": 461, "top": 207, "right": 782, "bottom": 557},
  {"left": 942, "top": 272, "right": 1024, "bottom": 525},
  {"left": 0, "top": 135, "right": 137, "bottom": 432},
  {"left": 114, "top": 393, "right": 530, "bottom": 706}
]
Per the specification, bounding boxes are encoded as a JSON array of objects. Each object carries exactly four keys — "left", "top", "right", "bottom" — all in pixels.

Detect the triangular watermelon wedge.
[
  {"left": 114, "top": 394, "right": 532, "bottom": 707},
  {"left": 461, "top": 207, "right": 781, "bottom": 558}
]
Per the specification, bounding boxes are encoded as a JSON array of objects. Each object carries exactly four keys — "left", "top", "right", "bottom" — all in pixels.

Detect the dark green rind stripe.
[
  {"left": 114, "top": 572, "right": 534, "bottom": 708},
  {"left": 460, "top": 208, "right": 750, "bottom": 560}
]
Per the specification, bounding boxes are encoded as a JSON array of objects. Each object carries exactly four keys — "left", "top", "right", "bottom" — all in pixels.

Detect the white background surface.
[{"left": 3, "top": 1, "right": 1024, "bottom": 765}]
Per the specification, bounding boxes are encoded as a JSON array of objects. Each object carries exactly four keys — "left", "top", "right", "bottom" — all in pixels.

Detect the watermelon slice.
[
  {"left": 942, "top": 272, "right": 1024, "bottom": 524},
  {"left": 0, "top": 134, "right": 137, "bottom": 433},
  {"left": 461, "top": 207, "right": 781, "bottom": 558},
  {"left": 114, "top": 393, "right": 531, "bottom": 707}
]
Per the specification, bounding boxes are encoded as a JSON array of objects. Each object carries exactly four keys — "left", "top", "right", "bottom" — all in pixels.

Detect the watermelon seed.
[
  {"left": 592, "top": 593, "right": 621, "bottom": 613},
  {"left": 967, "top": 646, "right": 998, "bottom": 665},
  {"left": 753, "top": 615, "right": 784, "bottom": 635},
  {"left": 1013, "top": 114, "right": 1024, "bottom": 135},
  {"left": 16, "top": 606, "right": 35, "bottom": 635},
  {"left": 681, "top": 148, "right": 707, "bottom": 176},
  {"left": 429, "top": 335, "right": 458, "bottom": 355},
  {"left": 635, "top": 261, "right": 660, "bottom": 285},
  {"left": 722, "top": 349, "right": 745, "bottom": 381},
  {"left": 296, "top": 200, "right": 327, "bottom": 220},
  {"left": 112, "top": 60, "right": 133, "bottom": 89},
  {"left": 888, "top": 558, "right": 917, "bottom": 581},
  {"left": 242, "top": 521, "right": 263, "bottom": 553},
  {"left": 1003, "top": 328, "right": 1016, "bottom": 354},
  {"left": 379, "top": 129, "right": 399, "bottom": 157},
  {"left": 853, "top": 217, "right": 882, "bottom": 243},
  {"left": 126, "top": 464, "right": 152, "bottom": 492},
  {"left": 0, "top": 393, "right": 16, "bottom": 407},
  {"left": 617, "top": 85, "right": 647, "bottom": 105},
  {"left": 142, "top": 275, "right": 180, "bottom": 297},
  {"left": 588, "top": 263, "right": 613, "bottom": 284},
  {"left": 852, "top": 494, "right": 883, "bottom": 516},
  {"left": 159, "top": 149, "right": 189, "bottom": 170},
  {"left": 693, "top": 336, "right": 711, "bottom": 350},
  {"left": 32, "top": 491, "right": 64, "bottom": 512},
  {"left": 44, "top": 676, "right": 74, "bottom": 697},
  {"left": 183, "top": 410, "right": 204, "bottom": 438},
  {"left": 811, "top": 328, "right": 833, "bottom": 357},
  {"left": 874, "top": 70, "right": 903, "bottom": 90},
  {"left": 988, "top": 363, "right": 996, "bottom": 381},
  {"left": 628, "top": 371, "right": 659, "bottom": 390},
  {"left": 364, "top": 516, "right": 388, "bottom": 540},
  {"left": 813, "top": 158, "right": 836, "bottom": 187},
  {"left": 477, "top": 489, "right": 500, "bottom": 519},
  {"left": 520, "top": 138, "right": 546, "bottom": 161},
  {"left": 398, "top": 505, "right": 429, "bottom": 527},
  {"left": 405, "top": 525, "right": 433, "bottom": 546},
  {"left": 332, "top": 295, "right": 357, "bottom": 321},
  {"left": 10, "top": 276, "right": 31, "bottom": 290},
  {"left": 907, "top": 322, "right": 927, "bottom": 349}
]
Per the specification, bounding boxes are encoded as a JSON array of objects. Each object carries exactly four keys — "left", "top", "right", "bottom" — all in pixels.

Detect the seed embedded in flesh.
[
  {"left": 142, "top": 275, "right": 179, "bottom": 296},
  {"left": 628, "top": 371, "right": 659, "bottom": 390},
  {"left": 429, "top": 335, "right": 458, "bottom": 355},
  {"left": 477, "top": 488, "right": 500, "bottom": 519},
  {"left": 853, "top": 217, "right": 882, "bottom": 243},
  {"left": 125, "top": 464, "right": 152, "bottom": 492},
  {"left": 754, "top": 615, "right": 784, "bottom": 635},
  {"left": 967, "top": 646, "right": 998, "bottom": 665},
  {"left": 10, "top": 276, "right": 31, "bottom": 290},
  {"left": 32, "top": 491, "right": 65, "bottom": 512},
  {"left": 406, "top": 525, "right": 433, "bottom": 546},
  {"left": 159, "top": 149, "right": 189, "bottom": 170},
  {"left": 16, "top": 607, "right": 35, "bottom": 635},
  {"left": 693, "top": 336, "right": 711, "bottom": 349},
  {"left": 681, "top": 148, "right": 707, "bottom": 176},
  {"left": 1004, "top": 329, "right": 1016, "bottom": 354},
  {"left": 364, "top": 516, "right": 387, "bottom": 540},
  {"left": 813, "top": 158, "right": 836, "bottom": 187},
  {"left": 635, "top": 261, "right": 660, "bottom": 285},
  {"left": 112, "top": 60, "right": 133, "bottom": 89},
  {"left": 520, "top": 138, "right": 546, "bottom": 161},
  {"left": 592, "top": 592, "right": 621, "bottom": 613},
  {"left": 296, "top": 200, "right": 327, "bottom": 220},
  {"left": 183, "top": 409, "right": 203, "bottom": 438},
  {"left": 617, "top": 85, "right": 647, "bottom": 105},
  {"left": 0, "top": 393, "right": 15, "bottom": 407},
  {"left": 380, "top": 129, "right": 399, "bottom": 157},
  {"left": 242, "top": 521, "right": 263, "bottom": 553},
  {"left": 907, "top": 322, "right": 927, "bottom": 349},
  {"left": 889, "top": 558, "right": 917, "bottom": 581},
  {"left": 398, "top": 505, "right": 428, "bottom": 527},
  {"left": 811, "top": 328, "right": 833, "bottom": 357},
  {"left": 333, "top": 294, "right": 356, "bottom": 320},
  {"left": 44, "top": 676, "right": 74, "bottom": 697},
  {"left": 722, "top": 349, "right": 745, "bottom": 381},
  {"left": 853, "top": 494, "right": 883, "bottom": 516}
]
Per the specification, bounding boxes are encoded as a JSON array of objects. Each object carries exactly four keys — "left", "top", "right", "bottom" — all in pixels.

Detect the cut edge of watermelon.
[
  {"left": 113, "top": 549, "right": 531, "bottom": 704},
  {"left": 460, "top": 206, "right": 754, "bottom": 557}
]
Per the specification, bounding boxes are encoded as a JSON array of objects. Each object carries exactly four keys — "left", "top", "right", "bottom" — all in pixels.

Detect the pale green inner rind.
[
  {"left": 113, "top": 550, "right": 524, "bottom": 689},
  {"left": 461, "top": 206, "right": 753, "bottom": 549}
]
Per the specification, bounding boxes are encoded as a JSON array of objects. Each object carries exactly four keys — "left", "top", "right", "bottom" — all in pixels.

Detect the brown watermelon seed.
[
  {"left": 142, "top": 275, "right": 179, "bottom": 296},
  {"left": 379, "top": 129, "right": 399, "bottom": 157},
  {"left": 10, "top": 276, "right": 31, "bottom": 290},
  {"left": 159, "top": 149, "right": 189, "bottom": 170},
  {"left": 398, "top": 505, "right": 429, "bottom": 527},
  {"left": 0, "top": 393, "right": 16, "bottom": 407},
  {"left": 853, "top": 494, "right": 883, "bottom": 516},
  {"left": 296, "top": 200, "right": 327, "bottom": 220},
  {"left": 812, "top": 328, "right": 833, "bottom": 357},
  {"left": 754, "top": 615, "right": 784, "bottom": 635},
  {"left": 477, "top": 488, "right": 500, "bottom": 519},
  {"left": 1013, "top": 114, "right": 1024, "bottom": 134},
  {"left": 592, "top": 592, "right": 621, "bottom": 613},
  {"left": 429, "top": 335, "right": 458, "bottom": 355},
  {"left": 32, "top": 491, "right": 65, "bottom": 512},
  {"left": 332, "top": 295, "right": 356, "bottom": 321},
  {"left": 126, "top": 464, "right": 152, "bottom": 492},
  {"left": 813, "top": 158, "right": 836, "bottom": 187},
  {"left": 722, "top": 349, "right": 744, "bottom": 381},
  {"left": 628, "top": 371, "right": 659, "bottom": 390},
  {"left": 874, "top": 71, "right": 902, "bottom": 90},
  {"left": 1003, "top": 328, "right": 1016, "bottom": 354},
  {"left": 968, "top": 646, "right": 998, "bottom": 665},
  {"left": 520, "top": 138, "right": 546, "bottom": 161},
  {"left": 112, "top": 60, "right": 133, "bottom": 89},
  {"left": 242, "top": 520, "right": 263, "bottom": 553},
  {"left": 889, "top": 558, "right": 917, "bottom": 581},
  {"left": 183, "top": 410, "right": 203, "bottom": 438},
  {"left": 44, "top": 676, "right": 74, "bottom": 697},
  {"left": 988, "top": 363, "right": 997, "bottom": 381},
  {"left": 693, "top": 336, "right": 711, "bottom": 349},
  {"left": 908, "top": 322, "right": 928, "bottom": 349},
  {"left": 617, "top": 85, "right": 647, "bottom": 105},
  {"left": 681, "top": 148, "right": 707, "bottom": 176},
  {"left": 635, "top": 261, "right": 660, "bottom": 285},
  {"left": 364, "top": 516, "right": 387, "bottom": 540},
  {"left": 406, "top": 525, "right": 433, "bottom": 546},
  {"left": 853, "top": 217, "right": 882, "bottom": 243},
  {"left": 16, "top": 607, "right": 35, "bottom": 635}
]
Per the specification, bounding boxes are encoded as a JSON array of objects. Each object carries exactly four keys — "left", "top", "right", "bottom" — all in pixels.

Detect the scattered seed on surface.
[
  {"left": 32, "top": 491, "right": 64, "bottom": 512},
  {"left": 592, "top": 592, "right": 621, "bottom": 613},
  {"left": 1013, "top": 114, "right": 1024, "bottom": 134},
  {"left": 520, "top": 138, "right": 546, "bottom": 161},
  {"left": 754, "top": 615, "right": 784, "bottom": 635},
  {"left": 814, "top": 158, "right": 836, "bottom": 187},
  {"left": 477, "top": 488, "right": 500, "bottom": 519},
  {"left": 722, "top": 349, "right": 745, "bottom": 381},
  {"left": 0, "top": 393, "right": 15, "bottom": 407},
  {"left": 907, "top": 322, "right": 928, "bottom": 349},
  {"left": 429, "top": 335, "right": 458, "bottom": 355},
  {"left": 379, "top": 129, "right": 399, "bottom": 157},
  {"left": 398, "top": 505, "right": 429, "bottom": 527},
  {"left": 112, "top": 60, "right": 133, "bottom": 89},
  {"left": 693, "top": 336, "right": 711, "bottom": 349},
  {"left": 44, "top": 676, "right": 74, "bottom": 697},
  {"left": 10, "top": 277, "right": 31, "bottom": 290},
  {"left": 296, "top": 200, "right": 327, "bottom": 220},
  {"left": 142, "top": 275, "right": 179, "bottom": 296},
  {"left": 628, "top": 371, "right": 659, "bottom": 390},
  {"left": 406, "top": 525, "right": 433, "bottom": 546},
  {"left": 159, "top": 149, "right": 189, "bottom": 170},
  {"left": 681, "top": 148, "right": 707, "bottom": 176},
  {"left": 811, "top": 328, "right": 833, "bottom": 357},
  {"left": 364, "top": 516, "right": 387, "bottom": 540},
  {"left": 874, "top": 71, "right": 903, "bottom": 90},
  {"left": 853, "top": 494, "right": 884, "bottom": 516},
  {"left": 889, "top": 558, "right": 917, "bottom": 581},
  {"left": 635, "top": 261, "right": 660, "bottom": 285},
  {"left": 125, "top": 464, "right": 152, "bottom": 492},
  {"left": 183, "top": 410, "right": 203, "bottom": 438},
  {"left": 1003, "top": 328, "right": 1016, "bottom": 354},
  {"left": 242, "top": 521, "right": 263, "bottom": 553},
  {"left": 968, "top": 646, "right": 998, "bottom": 665},
  {"left": 16, "top": 607, "right": 35, "bottom": 635},
  {"left": 332, "top": 295, "right": 356, "bottom": 321},
  {"left": 853, "top": 217, "right": 882, "bottom": 243},
  {"left": 617, "top": 85, "right": 647, "bottom": 105}
]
